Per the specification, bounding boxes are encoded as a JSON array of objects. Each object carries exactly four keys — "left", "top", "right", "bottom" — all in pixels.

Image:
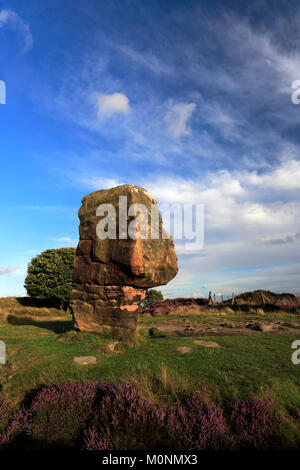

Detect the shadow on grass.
[
  {"left": 14, "top": 297, "right": 62, "bottom": 309},
  {"left": 6, "top": 315, "right": 73, "bottom": 334}
]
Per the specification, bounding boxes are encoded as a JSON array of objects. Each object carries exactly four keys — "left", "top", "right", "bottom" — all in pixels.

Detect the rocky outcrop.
[{"left": 70, "top": 184, "right": 178, "bottom": 336}]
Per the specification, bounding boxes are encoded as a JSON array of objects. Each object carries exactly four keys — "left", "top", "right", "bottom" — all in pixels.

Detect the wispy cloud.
[
  {"left": 0, "top": 265, "right": 17, "bottom": 275},
  {"left": 51, "top": 236, "right": 78, "bottom": 246},
  {"left": 0, "top": 9, "right": 33, "bottom": 52},
  {"left": 164, "top": 101, "right": 196, "bottom": 138},
  {"left": 39, "top": 7, "right": 300, "bottom": 176},
  {"left": 53, "top": 237, "right": 73, "bottom": 242},
  {"left": 259, "top": 233, "right": 300, "bottom": 245},
  {"left": 119, "top": 44, "right": 172, "bottom": 76}
]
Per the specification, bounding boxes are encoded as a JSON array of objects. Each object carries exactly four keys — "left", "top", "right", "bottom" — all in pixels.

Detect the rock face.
[{"left": 70, "top": 184, "right": 178, "bottom": 336}]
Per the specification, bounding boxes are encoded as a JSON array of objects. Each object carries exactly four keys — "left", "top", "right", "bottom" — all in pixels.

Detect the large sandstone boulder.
[{"left": 70, "top": 184, "right": 178, "bottom": 336}]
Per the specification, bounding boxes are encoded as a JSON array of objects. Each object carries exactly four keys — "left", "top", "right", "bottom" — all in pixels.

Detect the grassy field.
[{"left": 0, "top": 298, "right": 299, "bottom": 422}]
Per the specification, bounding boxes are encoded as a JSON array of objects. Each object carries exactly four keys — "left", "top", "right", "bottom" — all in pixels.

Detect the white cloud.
[
  {"left": 74, "top": 158, "right": 300, "bottom": 244},
  {"left": 96, "top": 92, "right": 130, "bottom": 120},
  {"left": 148, "top": 169, "right": 300, "bottom": 236},
  {"left": 242, "top": 159, "right": 300, "bottom": 191},
  {"left": 164, "top": 102, "right": 196, "bottom": 138},
  {"left": 26, "top": 249, "right": 39, "bottom": 254},
  {"left": 75, "top": 175, "right": 122, "bottom": 191},
  {"left": 0, "top": 9, "right": 33, "bottom": 52},
  {"left": 51, "top": 236, "right": 78, "bottom": 246},
  {"left": 191, "top": 292, "right": 205, "bottom": 298}
]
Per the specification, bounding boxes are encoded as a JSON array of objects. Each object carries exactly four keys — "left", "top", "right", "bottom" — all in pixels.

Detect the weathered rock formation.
[{"left": 70, "top": 184, "right": 178, "bottom": 335}]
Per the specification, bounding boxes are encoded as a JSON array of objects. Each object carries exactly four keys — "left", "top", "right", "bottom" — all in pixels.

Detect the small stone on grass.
[
  {"left": 73, "top": 356, "right": 97, "bottom": 365},
  {"left": 107, "top": 341, "right": 119, "bottom": 352},
  {"left": 176, "top": 346, "right": 192, "bottom": 354}
]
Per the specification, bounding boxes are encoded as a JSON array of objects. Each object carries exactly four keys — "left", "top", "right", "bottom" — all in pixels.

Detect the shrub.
[
  {"left": 24, "top": 248, "right": 76, "bottom": 309},
  {"left": 228, "top": 397, "right": 279, "bottom": 449},
  {"left": 0, "top": 395, "right": 8, "bottom": 424},
  {"left": 27, "top": 381, "right": 100, "bottom": 448},
  {"left": 167, "top": 393, "right": 229, "bottom": 450},
  {"left": 84, "top": 379, "right": 168, "bottom": 450},
  {"left": 141, "top": 289, "right": 164, "bottom": 308},
  {"left": 0, "top": 382, "right": 285, "bottom": 450},
  {"left": 0, "top": 408, "right": 31, "bottom": 449}
]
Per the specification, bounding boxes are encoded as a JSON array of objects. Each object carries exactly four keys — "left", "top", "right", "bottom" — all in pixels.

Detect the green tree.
[
  {"left": 24, "top": 248, "right": 76, "bottom": 309},
  {"left": 142, "top": 289, "right": 164, "bottom": 308}
]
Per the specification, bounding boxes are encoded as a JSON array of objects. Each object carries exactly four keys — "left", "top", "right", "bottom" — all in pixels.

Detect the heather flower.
[
  {"left": 0, "top": 408, "right": 30, "bottom": 449},
  {"left": 228, "top": 397, "right": 279, "bottom": 449},
  {"left": 84, "top": 428, "right": 111, "bottom": 450},
  {"left": 0, "top": 382, "right": 283, "bottom": 450},
  {"left": 84, "top": 379, "right": 168, "bottom": 450},
  {"left": 0, "top": 395, "right": 8, "bottom": 423},
  {"left": 166, "top": 393, "right": 229, "bottom": 450},
  {"left": 27, "top": 381, "right": 100, "bottom": 447}
]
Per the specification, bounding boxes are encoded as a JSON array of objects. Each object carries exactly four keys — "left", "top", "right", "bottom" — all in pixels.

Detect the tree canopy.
[
  {"left": 142, "top": 289, "right": 164, "bottom": 307},
  {"left": 24, "top": 248, "right": 76, "bottom": 308}
]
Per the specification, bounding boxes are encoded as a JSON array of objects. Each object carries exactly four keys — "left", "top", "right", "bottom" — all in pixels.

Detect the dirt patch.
[{"left": 193, "top": 340, "right": 221, "bottom": 348}]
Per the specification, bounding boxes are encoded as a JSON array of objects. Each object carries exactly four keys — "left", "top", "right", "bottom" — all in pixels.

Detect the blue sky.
[{"left": 1, "top": 0, "right": 300, "bottom": 298}]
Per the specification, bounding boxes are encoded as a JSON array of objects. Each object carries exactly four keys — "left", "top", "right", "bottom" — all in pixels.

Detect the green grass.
[{"left": 0, "top": 312, "right": 300, "bottom": 417}]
